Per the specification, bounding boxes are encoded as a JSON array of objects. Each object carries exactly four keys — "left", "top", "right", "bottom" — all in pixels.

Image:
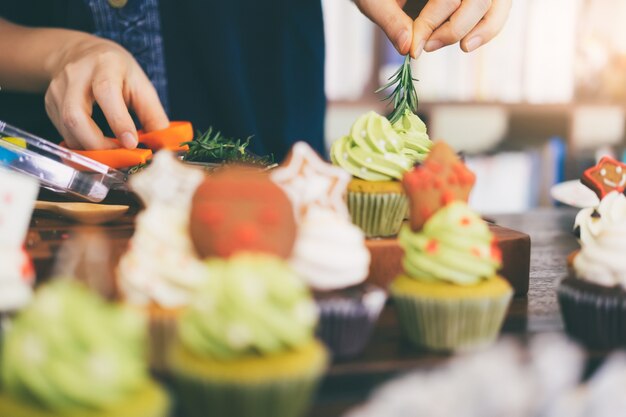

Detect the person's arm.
[
  {"left": 0, "top": 17, "right": 168, "bottom": 150},
  {"left": 354, "top": 0, "right": 512, "bottom": 58}
]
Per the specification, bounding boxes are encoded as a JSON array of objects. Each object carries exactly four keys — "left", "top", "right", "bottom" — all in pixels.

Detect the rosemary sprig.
[
  {"left": 376, "top": 54, "right": 419, "bottom": 124},
  {"left": 181, "top": 127, "right": 274, "bottom": 166}
]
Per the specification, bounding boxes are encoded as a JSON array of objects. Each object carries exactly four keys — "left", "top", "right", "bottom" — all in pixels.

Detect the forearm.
[{"left": 0, "top": 17, "right": 95, "bottom": 92}]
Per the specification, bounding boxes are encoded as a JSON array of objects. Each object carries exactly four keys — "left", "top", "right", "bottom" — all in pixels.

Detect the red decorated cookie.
[
  {"left": 189, "top": 166, "right": 297, "bottom": 259},
  {"left": 402, "top": 141, "right": 476, "bottom": 231},
  {"left": 581, "top": 156, "right": 626, "bottom": 200}
]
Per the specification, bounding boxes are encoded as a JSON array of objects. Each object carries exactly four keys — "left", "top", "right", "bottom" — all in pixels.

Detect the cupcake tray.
[{"left": 365, "top": 223, "right": 531, "bottom": 296}]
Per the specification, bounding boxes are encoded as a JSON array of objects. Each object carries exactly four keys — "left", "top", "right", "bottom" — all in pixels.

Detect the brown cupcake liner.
[
  {"left": 315, "top": 285, "right": 387, "bottom": 358},
  {"left": 558, "top": 277, "right": 626, "bottom": 350},
  {"left": 147, "top": 306, "right": 180, "bottom": 374}
]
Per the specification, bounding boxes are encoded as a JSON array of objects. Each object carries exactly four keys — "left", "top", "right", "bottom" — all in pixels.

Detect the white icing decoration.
[
  {"left": 118, "top": 153, "right": 207, "bottom": 308},
  {"left": 574, "top": 191, "right": 626, "bottom": 288},
  {"left": 290, "top": 207, "right": 370, "bottom": 291}
]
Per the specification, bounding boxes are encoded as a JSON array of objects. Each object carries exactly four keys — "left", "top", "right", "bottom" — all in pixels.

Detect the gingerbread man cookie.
[
  {"left": 402, "top": 141, "right": 476, "bottom": 231},
  {"left": 271, "top": 141, "right": 351, "bottom": 222},
  {"left": 581, "top": 157, "right": 626, "bottom": 200},
  {"left": 190, "top": 165, "right": 297, "bottom": 259}
]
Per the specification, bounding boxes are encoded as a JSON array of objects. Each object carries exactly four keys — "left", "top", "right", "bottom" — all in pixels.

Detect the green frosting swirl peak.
[
  {"left": 331, "top": 111, "right": 422, "bottom": 181},
  {"left": 178, "top": 254, "right": 318, "bottom": 360},
  {"left": 392, "top": 110, "right": 432, "bottom": 162},
  {"left": 400, "top": 202, "right": 501, "bottom": 285},
  {"left": 1, "top": 280, "right": 148, "bottom": 411}
]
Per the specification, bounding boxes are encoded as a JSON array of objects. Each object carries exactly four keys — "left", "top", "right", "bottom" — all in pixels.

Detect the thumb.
[{"left": 357, "top": 0, "right": 413, "bottom": 55}]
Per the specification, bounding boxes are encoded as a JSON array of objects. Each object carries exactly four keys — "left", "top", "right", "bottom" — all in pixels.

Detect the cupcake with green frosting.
[
  {"left": 169, "top": 253, "right": 327, "bottom": 417},
  {"left": 390, "top": 202, "right": 513, "bottom": 351},
  {"left": 0, "top": 280, "right": 169, "bottom": 417},
  {"left": 331, "top": 110, "right": 431, "bottom": 237}
]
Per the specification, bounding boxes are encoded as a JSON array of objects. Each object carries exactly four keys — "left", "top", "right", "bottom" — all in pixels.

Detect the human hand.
[
  {"left": 45, "top": 36, "right": 169, "bottom": 150},
  {"left": 355, "top": 0, "right": 512, "bottom": 58}
]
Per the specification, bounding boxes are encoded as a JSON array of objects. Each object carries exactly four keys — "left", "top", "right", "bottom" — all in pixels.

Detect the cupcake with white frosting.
[
  {"left": 116, "top": 151, "right": 206, "bottom": 371},
  {"left": 0, "top": 168, "right": 38, "bottom": 322},
  {"left": 291, "top": 207, "right": 386, "bottom": 358},
  {"left": 558, "top": 190, "right": 626, "bottom": 349}
]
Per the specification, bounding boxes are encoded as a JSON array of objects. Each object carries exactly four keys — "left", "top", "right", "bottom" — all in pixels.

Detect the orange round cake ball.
[{"left": 189, "top": 165, "right": 297, "bottom": 259}]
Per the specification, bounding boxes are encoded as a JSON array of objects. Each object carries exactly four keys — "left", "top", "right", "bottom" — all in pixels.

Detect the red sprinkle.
[
  {"left": 235, "top": 223, "right": 259, "bottom": 245},
  {"left": 425, "top": 239, "right": 439, "bottom": 254},
  {"left": 460, "top": 217, "right": 472, "bottom": 226},
  {"left": 471, "top": 247, "right": 482, "bottom": 258}
]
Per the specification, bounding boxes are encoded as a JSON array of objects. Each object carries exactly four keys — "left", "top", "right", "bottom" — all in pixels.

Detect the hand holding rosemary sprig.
[{"left": 376, "top": 55, "right": 418, "bottom": 124}]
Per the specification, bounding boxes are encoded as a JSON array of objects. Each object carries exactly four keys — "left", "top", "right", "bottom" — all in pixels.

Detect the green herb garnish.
[
  {"left": 181, "top": 127, "right": 274, "bottom": 166},
  {"left": 376, "top": 54, "right": 419, "bottom": 124}
]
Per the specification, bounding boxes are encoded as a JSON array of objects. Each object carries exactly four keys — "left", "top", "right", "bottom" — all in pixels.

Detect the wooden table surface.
[{"left": 25, "top": 207, "right": 580, "bottom": 417}]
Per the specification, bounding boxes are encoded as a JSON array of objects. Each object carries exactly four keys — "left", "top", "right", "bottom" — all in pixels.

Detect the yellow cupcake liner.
[
  {"left": 391, "top": 284, "right": 512, "bottom": 351},
  {"left": 347, "top": 191, "right": 408, "bottom": 238}
]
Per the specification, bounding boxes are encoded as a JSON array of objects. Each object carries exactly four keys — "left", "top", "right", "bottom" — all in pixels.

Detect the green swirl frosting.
[
  {"left": 331, "top": 111, "right": 426, "bottom": 181},
  {"left": 1, "top": 280, "right": 147, "bottom": 411},
  {"left": 400, "top": 202, "right": 501, "bottom": 285},
  {"left": 179, "top": 254, "right": 318, "bottom": 360},
  {"left": 392, "top": 110, "right": 432, "bottom": 162}
]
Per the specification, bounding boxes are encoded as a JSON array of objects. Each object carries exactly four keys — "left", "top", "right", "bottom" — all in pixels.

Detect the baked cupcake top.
[
  {"left": 399, "top": 202, "right": 501, "bottom": 285},
  {"left": 574, "top": 191, "right": 626, "bottom": 287},
  {"left": 178, "top": 254, "right": 318, "bottom": 360},
  {"left": 330, "top": 111, "right": 424, "bottom": 181},
  {"left": 0, "top": 280, "right": 149, "bottom": 412}
]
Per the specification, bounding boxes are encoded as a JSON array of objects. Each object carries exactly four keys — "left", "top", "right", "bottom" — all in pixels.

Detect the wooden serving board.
[{"left": 365, "top": 224, "right": 531, "bottom": 296}]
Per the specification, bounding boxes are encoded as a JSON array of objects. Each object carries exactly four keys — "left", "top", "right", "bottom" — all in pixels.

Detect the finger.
[
  {"left": 461, "top": 0, "right": 511, "bottom": 52},
  {"left": 92, "top": 72, "right": 138, "bottom": 149},
  {"left": 130, "top": 74, "right": 169, "bottom": 132},
  {"left": 58, "top": 82, "right": 117, "bottom": 151},
  {"left": 46, "top": 78, "right": 117, "bottom": 150},
  {"left": 355, "top": 0, "right": 413, "bottom": 55},
  {"left": 411, "top": 0, "right": 462, "bottom": 58},
  {"left": 426, "top": 0, "right": 492, "bottom": 51}
]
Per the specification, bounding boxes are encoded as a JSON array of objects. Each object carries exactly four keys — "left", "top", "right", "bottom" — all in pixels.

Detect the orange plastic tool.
[{"left": 61, "top": 121, "right": 194, "bottom": 169}]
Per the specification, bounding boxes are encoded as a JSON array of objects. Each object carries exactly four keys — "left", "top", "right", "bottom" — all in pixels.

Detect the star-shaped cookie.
[
  {"left": 581, "top": 156, "right": 626, "bottom": 200},
  {"left": 402, "top": 141, "right": 476, "bottom": 231},
  {"left": 271, "top": 141, "right": 351, "bottom": 222},
  {"left": 130, "top": 151, "right": 204, "bottom": 209}
]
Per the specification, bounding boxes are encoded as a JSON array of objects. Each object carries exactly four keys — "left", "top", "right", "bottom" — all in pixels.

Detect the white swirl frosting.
[
  {"left": 290, "top": 208, "right": 371, "bottom": 291},
  {"left": 117, "top": 206, "right": 206, "bottom": 308},
  {"left": 574, "top": 191, "right": 626, "bottom": 287},
  {"left": 0, "top": 248, "right": 33, "bottom": 312}
]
